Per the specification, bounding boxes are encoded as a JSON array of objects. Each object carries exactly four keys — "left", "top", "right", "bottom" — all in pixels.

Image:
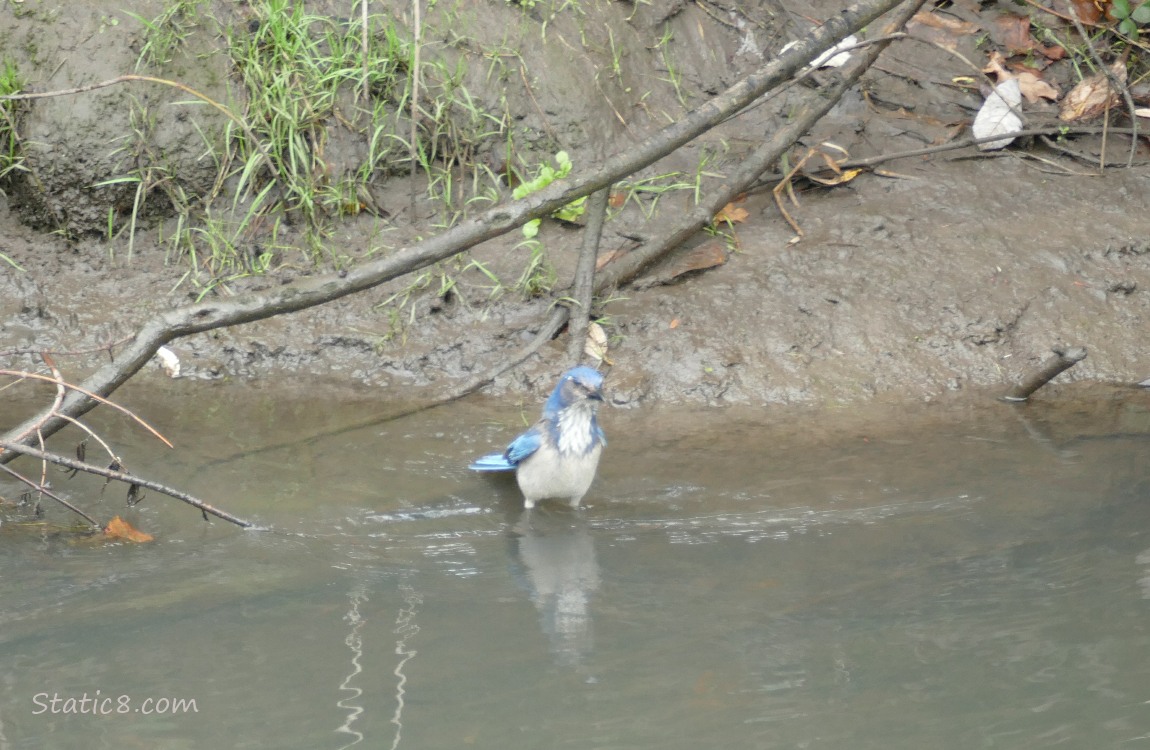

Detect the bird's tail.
[{"left": 468, "top": 453, "right": 516, "bottom": 472}]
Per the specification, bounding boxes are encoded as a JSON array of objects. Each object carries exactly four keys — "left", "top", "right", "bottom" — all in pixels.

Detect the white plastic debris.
[{"left": 155, "top": 346, "right": 181, "bottom": 378}]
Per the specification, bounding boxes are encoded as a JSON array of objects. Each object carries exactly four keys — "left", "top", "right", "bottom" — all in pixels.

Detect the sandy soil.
[{"left": 2, "top": 0, "right": 1148, "bottom": 408}]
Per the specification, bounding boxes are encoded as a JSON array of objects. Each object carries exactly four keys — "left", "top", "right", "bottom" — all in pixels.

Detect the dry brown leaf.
[
  {"left": 608, "top": 191, "right": 626, "bottom": 208},
  {"left": 595, "top": 250, "right": 621, "bottom": 271},
  {"left": 584, "top": 322, "right": 611, "bottom": 365},
  {"left": 872, "top": 168, "right": 917, "bottom": 179},
  {"left": 104, "top": 516, "right": 154, "bottom": 543},
  {"left": 804, "top": 167, "right": 863, "bottom": 187},
  {"left": 982, "top": 50, "right": 1059, "bottom": 104},
  {"left": 1071, "top": 0, "right": 1104, "bottom": 24},
  {"left": 993, "top": 15, "right": 1039, "bottom": 56},
  {"left": 1059, "top": 60, "right": 1126, "bottom": 122},
  {"left": 661, "top": 242, "right": 728, "bottom": 284},
  {"left": 1015, "top": 72, "right": 1060, "bottom": 103},
  {"left": 714, "top": 204, "right": 749, "bottom": 224},
  {"left": 982, "top": 49, "right": 1009, "bottom": 79},
  {"left": 669, "top": 318, "right": 680, "bottom": 329},
  {"left": 911, "top": 10, "right": 979, "bottom": 34},
  {"left": 986, "top": 15, "right": 1065, "bottom": 61},
  {"left": 909, "top": 11, "right": 979, "bottom": 51}
]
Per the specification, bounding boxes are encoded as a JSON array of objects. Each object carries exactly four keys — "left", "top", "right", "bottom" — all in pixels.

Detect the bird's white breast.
[{"left": 556, "top": 403, "right": 598, "bottom": 456}]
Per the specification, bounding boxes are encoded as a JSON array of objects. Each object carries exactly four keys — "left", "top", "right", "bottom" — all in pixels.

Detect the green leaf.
[
  {"left": 1120, "top": 17, "right": 1138, "bottom": 34},
  {"left": 1131, "top": 2, "right": 1150, "bottom": 24},
  {"left": 1113, "top": 0, "right": 1132, "bottom": 18},
  {"left": 521, "top": 219, "right": 541, "bottom": 239},
  {"left": 553, "top": 196, "right": 587, "bottom": 222},
  {"left": 554, "top": 150, "right": 572, "bottom": 176}
]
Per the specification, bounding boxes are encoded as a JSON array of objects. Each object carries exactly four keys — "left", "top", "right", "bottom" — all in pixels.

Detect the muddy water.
[{"left": 1, "top": 381, "right": 1149, "bottom": 749}]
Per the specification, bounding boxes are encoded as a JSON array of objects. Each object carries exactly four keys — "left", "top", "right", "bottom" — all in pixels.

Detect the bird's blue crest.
[{"left": 542, "top": 366, "right": 605, "bottom": 416}]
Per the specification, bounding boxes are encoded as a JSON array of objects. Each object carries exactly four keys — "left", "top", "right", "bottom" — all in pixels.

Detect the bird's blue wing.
[
  {"left": 468, "top": 426, "right": 544, "bottom": 472},
  {"left": 504, "top": 427, "right": 543, "bottom": 464}
]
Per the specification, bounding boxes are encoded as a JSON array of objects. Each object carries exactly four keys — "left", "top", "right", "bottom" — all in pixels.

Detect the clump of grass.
[
  {"left": 117, "top": 0, "right": 511, "bottom": 295},
  {"left": 226, "top": 1, "right": 378, "bottom": 231},
  {"left": 0, "top": 57, "right": 27, "bottom": 182},
  {"left": 226, "top": 0, "right": 508, "bottom": 235},
  {"left": 160, "top": 207, "right": 287, "bottom": 301},
  {"left": 126, "top": 0, "right": 208, "bottom": 69},
  {"left": 375, "top": 252, "right": 506, "bottom": 341}
]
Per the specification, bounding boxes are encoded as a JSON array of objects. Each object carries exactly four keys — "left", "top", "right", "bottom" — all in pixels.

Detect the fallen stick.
[{"left": 1000, "top": 346, "right": 1088, "bottom": 402}]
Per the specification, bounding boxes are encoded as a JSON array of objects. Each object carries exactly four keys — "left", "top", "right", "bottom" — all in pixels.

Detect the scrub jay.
[{"left": 470, "top": 366, "right": 606, "bottom": 509}]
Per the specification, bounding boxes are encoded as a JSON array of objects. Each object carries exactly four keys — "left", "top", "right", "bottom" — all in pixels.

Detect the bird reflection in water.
[{"left": 510, "top": 508, "right": 600, "bottom": 672}]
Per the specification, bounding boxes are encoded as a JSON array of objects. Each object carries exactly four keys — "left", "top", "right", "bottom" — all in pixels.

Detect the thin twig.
[
  {"left": 0, "top": 369, "right": 173, "bottom": 448},
  {"left": 517, "top": 59, "right": 560, "bottom": 144},
  {"left": 772, "top": 149, "right": 816, "bottom": 235},
  {"left": 0, "top": 462, "right": 102, "bottom": 529},
  {"left": 0, "top": 334, "right": 133, "bottom": 360},
  {"left": 52, "top": 413, "right": 122, "bottom": 466},
  {"left": 42, "top": 356, "right": 67, "bottom": 432},
  {"left": 0, "top": 441, "right": 258, "bottom": 529},
  {"left": 1021, "top": 0, "right": 1103, "bottom": 26},
  {"left": 38, "top": 355, "right": 68, "bottom": 493},
  {"left": 1038, "top": 134, "right": 1102, "bottom": 168}
]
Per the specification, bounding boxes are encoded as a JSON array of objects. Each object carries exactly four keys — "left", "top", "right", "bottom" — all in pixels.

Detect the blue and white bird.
[{"left": 470, "top": 366, "right": 607, "bottom": 509}]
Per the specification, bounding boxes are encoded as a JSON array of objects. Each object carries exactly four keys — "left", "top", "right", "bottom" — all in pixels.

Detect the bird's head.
[{"left": 544, "top": 366, "right": 605, "bottom": 415}]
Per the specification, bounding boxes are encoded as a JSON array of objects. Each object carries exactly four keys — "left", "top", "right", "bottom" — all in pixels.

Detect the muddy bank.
[
  {"left": 5, "top": 154, "right": 1148, "bottom": 409},
  {"left": 1, "top": 0, "right": 1149, "bottom": 409}
]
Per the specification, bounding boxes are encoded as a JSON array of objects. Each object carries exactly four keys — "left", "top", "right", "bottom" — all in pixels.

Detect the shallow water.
[{"left": 2, "top": 381, "right": 1149, "bottom": 749}]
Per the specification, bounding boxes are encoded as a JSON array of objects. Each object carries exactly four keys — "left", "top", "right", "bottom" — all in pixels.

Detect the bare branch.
[
  {"left": 0, "top": 370, "right": 173, "bottom": 448},
  {"left": 0, "top": 441, "right": 258, "bottom": 529},
  {"left": 0, "top": 462, "right": 103, "bottom": 529}
]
